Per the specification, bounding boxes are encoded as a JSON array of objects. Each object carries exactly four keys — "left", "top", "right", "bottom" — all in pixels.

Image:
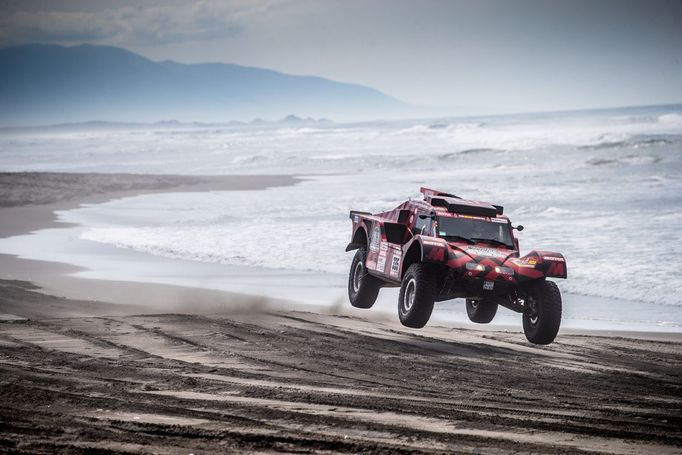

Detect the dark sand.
[{"left": 0, "top": 172, "right": 681, "bottom": 454}]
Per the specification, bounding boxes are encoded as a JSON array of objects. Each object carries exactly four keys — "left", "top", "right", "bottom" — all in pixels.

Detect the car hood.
[{"left": 447, "top": 241, "right": 517, "bottom": 263}]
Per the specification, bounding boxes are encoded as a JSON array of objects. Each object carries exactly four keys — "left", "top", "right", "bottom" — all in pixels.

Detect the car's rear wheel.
[
  {"left": 398, "top": 263, "right": 436, "bottom": 328},
  {"left": 348, "top": 247, "right": 381, "bottom": 309},
  {"left": 522, "top": 280, "right": 562, "bottom": 345},
  {"left": 466, "top": 298, "right": 498, "bottom": 324}
]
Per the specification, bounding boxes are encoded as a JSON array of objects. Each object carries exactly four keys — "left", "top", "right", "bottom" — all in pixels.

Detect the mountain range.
[{"left": 0, "top": 44, "right": 409, "bottom": 126}]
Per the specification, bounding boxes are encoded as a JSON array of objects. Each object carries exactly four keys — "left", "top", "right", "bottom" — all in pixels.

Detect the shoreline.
[
  {"left": 0, "top": 171, "right": 679, "bottom": 339},
  {"left": 0, "top": 172, "right": 301, "bottom": 238},
  {"left": 0, "top": 171, "right": 306, "bottom": 319}
]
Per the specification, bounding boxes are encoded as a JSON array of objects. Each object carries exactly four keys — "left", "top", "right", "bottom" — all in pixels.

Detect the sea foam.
[{"left": 2, "top": 105, "right": 682, "bottom": 311}]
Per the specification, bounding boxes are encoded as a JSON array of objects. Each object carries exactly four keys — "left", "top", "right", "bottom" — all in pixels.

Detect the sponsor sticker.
[
  {"left": 483, "top": 281, "right": 494, "bottom": 290},
  {"left": 380, "top": 243, "right": 388, "bottom": 251},
  {"left": 369, "top": 226, "right": 381, "bottom": 252},
  {"left": 543, "top": 256, "right": 565, "bottom": 262},
  {"left": 353, "top": 215, "right": 359, "bottom": 223},
  {"left": 515, "top": 257, "right": 537, "bottom": 266},
  {"left": 439, "top": 212, "right": 488, "bottom": 221},
  {"left": 376, "top": 255, "right": 386, "bottom": 272},
  {"left": 390, "top": 256, "right": 401, "bottom": 276},
  {"left": 462, "top": 214, "right": 487, "bottom": 221},
  {"left": 423, "top": 239, "right": 445, "bottom": 247},
  {"left": 466, "top": 246, "right": 506, "bottom": 258},
  {"left": 491, "top": 217, "right": 507, "bottom": 223}
]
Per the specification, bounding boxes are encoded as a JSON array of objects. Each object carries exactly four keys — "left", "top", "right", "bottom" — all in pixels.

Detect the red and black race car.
[{"left": 346, "top": 187, "right": 567, "bottom": 344}]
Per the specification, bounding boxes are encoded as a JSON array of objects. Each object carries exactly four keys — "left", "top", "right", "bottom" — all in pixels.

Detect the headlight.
[
  {"left": 466, "top": 262, "right": 485, "bottom": 271},
  {"left": 494, "top": 266, "right": 513, "bottom": 275}
]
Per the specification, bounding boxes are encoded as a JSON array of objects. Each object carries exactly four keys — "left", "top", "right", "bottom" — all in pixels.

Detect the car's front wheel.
[
  {"left": 522, "top": 280, "right": 562, "bottom": 345},
  {"left": 348, "top": 247, "right": 381, "bottom": 309},
  {"left": 398, "top": 263, "right": 437, "bottom": 328}
]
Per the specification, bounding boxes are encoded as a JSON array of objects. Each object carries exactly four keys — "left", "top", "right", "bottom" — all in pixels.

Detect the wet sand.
[
  {"left": 0, "top": 172, "right": 681, "bottom": 453},
  {"left": 1, "top": 279, "right": 681, "bottom": 454}
]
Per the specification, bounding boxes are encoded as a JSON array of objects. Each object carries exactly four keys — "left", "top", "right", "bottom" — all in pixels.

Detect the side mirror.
[{"left": 513, "top": 224, "right": 524, "bottom": 232}]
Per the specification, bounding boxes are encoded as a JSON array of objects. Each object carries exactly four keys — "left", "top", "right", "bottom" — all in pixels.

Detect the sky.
[{"left": 1, "top": 0, "right": 681, "bottom": 112}]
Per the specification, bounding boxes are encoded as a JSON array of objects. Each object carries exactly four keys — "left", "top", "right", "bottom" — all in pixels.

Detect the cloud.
[{"left": 0, "top": 0, "right": 291, "bottom": 46}]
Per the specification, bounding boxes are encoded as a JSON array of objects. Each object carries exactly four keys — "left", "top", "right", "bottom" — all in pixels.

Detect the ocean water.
[{"left": 1, "top": 105, "right": 681, "bottom": 329}]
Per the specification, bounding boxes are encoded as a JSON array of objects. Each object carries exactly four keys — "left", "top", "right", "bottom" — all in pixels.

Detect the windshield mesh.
[{"left": 437, "top": 216, "right": 513, "bottom": 247}]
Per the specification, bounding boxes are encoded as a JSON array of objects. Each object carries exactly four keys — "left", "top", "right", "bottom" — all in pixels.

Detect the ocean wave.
[
  {"left": 579, "top": 141, "right": 627, "bottom": 151},
  {"left": 510, "top": 205, "right": 578, "bottom": 217},
  {"left": 446, "top": 122, "right": 484, "bottom": 131},
  {"left": 438, "top": 148, "right": 502, "bottom": 160},
  {"left": 559, "top": 281, "right": 681, "bottom": 307},
  {"left": 537, "top": 206, "right": 575, "bottom": 216},
  {"left": 632, "top": 137, "right": 674, "bottom": 148},
  {"left": 460, "top": 147, "right": 502, "bottom": 155},
  {"left": 231, "top": 154, "right": 268, "bottom": 165},
  {"left": 586, "top": 154, "right": 661, "bottom": 166},
  {"left": 658, "top": 112, "right": 682, "bottom": 126},
  {"left": 580, "top": 134, "right": 679, "bottom": 152},
  {"left": 585, "top": 158, "right": 618, "bottom": 166},
  {"left": 621, "top": 154, "right": 662, "bottom": 165},
  {"left": 394, "top": 121, "right": 483, "bottom": 136}
]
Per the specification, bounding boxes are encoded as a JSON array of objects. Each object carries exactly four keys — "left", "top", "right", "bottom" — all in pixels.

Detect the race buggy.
[{"left": 346, "top": 187, "right": 567, "bottom": 345}]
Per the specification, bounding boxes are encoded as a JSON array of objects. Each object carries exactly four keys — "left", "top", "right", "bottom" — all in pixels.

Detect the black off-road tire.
[
  {"left": 466, "top": 299, "right": 498, "bottom": 324},
  {"left": 522, "top": 280, "right": 562, "bottom": 345},
  {"left": 348, "top": 247, "right": 381, "bottom": 309},
  {"left": 398, "top": 263, "right": 437, "bottom": 328}
]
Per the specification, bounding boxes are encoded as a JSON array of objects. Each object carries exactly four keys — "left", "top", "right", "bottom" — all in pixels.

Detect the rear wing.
[
  {"left": 420, "top": 187, "right": 460, "bottom": 199},
  {"left": 421, "top": 187, "right": 504, "bottom": 215},
  {"left": 349, "top": 210, "right": 372, "bottom": 220}
]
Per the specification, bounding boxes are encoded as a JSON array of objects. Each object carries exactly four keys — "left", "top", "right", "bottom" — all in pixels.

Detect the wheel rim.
[
  {"left": 404, "top": 278, "right": 417, "bottom": 312},
  {"left": 352, "top": 261, "right": 364, "bottom": 293}
]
